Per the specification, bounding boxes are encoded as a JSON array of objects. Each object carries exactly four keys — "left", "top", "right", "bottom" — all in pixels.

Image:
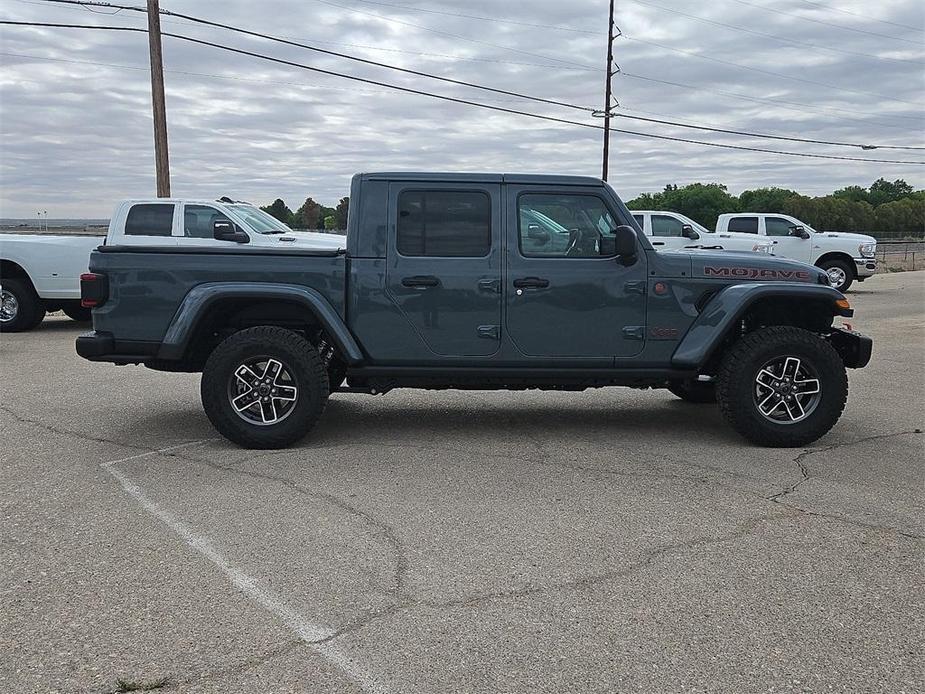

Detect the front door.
[
  {"left": 764, "top": 216, "right": 812, "bottom": 263},
  {"left": 505, "top": 186, "right": 648, "bottom": 360},
  {"left": 386, "top": 183, "right": 502, "bottom": 357}
]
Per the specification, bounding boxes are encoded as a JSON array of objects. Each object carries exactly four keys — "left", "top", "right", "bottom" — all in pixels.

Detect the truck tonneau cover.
[{"left": 359, "top": 172, "right": 604, "bottom": 186}]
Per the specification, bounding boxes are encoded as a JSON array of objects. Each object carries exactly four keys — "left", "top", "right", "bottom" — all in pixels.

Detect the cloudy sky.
[{"left": 1, "top": 0, "right": 923, "bottom": 217}]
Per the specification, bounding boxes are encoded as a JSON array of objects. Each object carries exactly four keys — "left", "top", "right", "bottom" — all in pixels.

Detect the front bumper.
[
  {"left": 854, "top": 256, "right": 877, "bottom": 279},
  {"left": 827, "top": 327, "right": 872, "bottom": 369}
]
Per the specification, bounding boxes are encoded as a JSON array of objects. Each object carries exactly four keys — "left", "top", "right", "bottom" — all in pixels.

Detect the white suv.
[
  {"left": 631, "top": 210, "right": 773, "bottom": 255},
  {"left": 715, "top": 213, "right": 876, "bottom": 292}
]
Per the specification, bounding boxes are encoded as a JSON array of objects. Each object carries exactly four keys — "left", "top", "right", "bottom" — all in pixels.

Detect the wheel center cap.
[{"left": 257, "top": 384, "right": 271, "bottom": 396}]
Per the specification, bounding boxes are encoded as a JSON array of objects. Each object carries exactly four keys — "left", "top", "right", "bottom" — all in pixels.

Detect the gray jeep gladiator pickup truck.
[{"left": 77, "top": 173, "right": 871, "bottom": 449}]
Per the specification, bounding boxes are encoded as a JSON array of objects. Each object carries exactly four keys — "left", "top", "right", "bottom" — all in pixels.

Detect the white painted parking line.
[{"left": 104, "top": 445, "right": 386, "bottom": 693}]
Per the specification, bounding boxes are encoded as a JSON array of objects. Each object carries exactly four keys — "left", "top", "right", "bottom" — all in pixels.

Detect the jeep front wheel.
[
  {"left": 716, "top": 326, "right": 847, "bottom": 447},
  {"left": 201, "top": 326, "right": 329, "bottom": 449}
]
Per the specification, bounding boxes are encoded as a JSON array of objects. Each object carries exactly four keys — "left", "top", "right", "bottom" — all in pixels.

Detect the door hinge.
[
  {"left": 477, "top": 325, "right": 500, "bottom": 340},
  {"left": 622, "top": 325, "right": 646, "bottom": 340},
  {"left": 624, "top": 280, "right": 646, "bottom": 295}
]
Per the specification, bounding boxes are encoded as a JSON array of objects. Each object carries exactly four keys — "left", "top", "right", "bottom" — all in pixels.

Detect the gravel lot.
[{"left": 2, "top": 271, "right": 923, "bottom": 694}]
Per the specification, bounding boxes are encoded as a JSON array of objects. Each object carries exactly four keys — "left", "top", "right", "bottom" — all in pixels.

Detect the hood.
[
  {"left": 270, "top": 231, "right": 346, "bottom": 250},
  {"left": 814, "top": 231, "right": 876, "bottom": 244},
  {"left": 661, "top": 248, "right": 829, "bottom": 284}
]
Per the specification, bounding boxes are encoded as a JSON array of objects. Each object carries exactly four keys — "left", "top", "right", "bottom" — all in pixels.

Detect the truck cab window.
[
  {"left": 632, "top": 214, "right": 644, "bottom": 228},
  {"left": 397, "top": 190, "right": 491, "bottom": 257},
  {"left": 184, "top": 205, "right": 225, "bottom": 238},
  {"left": 519, "top": 193, "right": 616, "bottom": 257},
  {"left": 728, "top": 217, "right": 759, "bottom": 234},
  {"left": 651, "top": 215, "right": 685, "bottom": 237},
  {"left": 125, "top": 204, "right": 174, "bottom": 236},
  {"left": 766, "top": 217, "right": 797, "bottom": 237}
]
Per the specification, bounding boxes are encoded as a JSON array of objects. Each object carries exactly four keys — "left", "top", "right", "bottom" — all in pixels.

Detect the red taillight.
[{"left": 80, "top": 272, "right": 108, "bottom": 308}]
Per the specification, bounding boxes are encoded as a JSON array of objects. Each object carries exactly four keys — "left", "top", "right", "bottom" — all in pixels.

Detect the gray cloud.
[{"left": 1, "top": 0, "right": 922, "bottom": 217}]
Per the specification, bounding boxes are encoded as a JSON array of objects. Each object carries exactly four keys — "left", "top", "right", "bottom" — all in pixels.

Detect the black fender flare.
[
  {"left": 156, "top": 282, "right": 364, "bottom": 364},
  {"left": 671, "top": 282, "right": 850, "bottom": 369}
]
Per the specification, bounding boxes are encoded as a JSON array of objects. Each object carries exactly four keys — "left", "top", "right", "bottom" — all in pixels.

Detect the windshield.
[{"left": 228, "top": 204, "right": 291, "bottom": 233}]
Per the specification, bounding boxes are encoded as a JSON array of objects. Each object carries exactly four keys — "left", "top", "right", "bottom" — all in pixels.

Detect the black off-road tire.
[
  {"left": 716, "top": 326, "right": 847, "bottom": 447},
  {"left": 0, "top": 278, "right": 45, "bottom": 332},
  {"left": 62, "top": 303, "right": 92, "bottom": 323},
  {"left": 667, "top": 379, "right": 716, "bottom": 403},
  {"left": 201, "top": 326, "right": 329, "bottom": 449},
  {"left": 818, "top": 258, "right": 854, "bottom": 292}
]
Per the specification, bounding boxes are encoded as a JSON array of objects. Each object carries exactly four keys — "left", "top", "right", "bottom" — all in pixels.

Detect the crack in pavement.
[
  {"left": 180, "top": 449, "right": 411, "bottom": 603},
  {"left": 418, "top": 512, "right": 789, "bottom": 610},
  {"left": 768, "top": 429, "right": 924, "bottom": 539},
  {"left": 0, "top": 404, "right": 155, "bottom": 455},
  {"left": 97, "top": 638, "right": 305, "bottom": 694}
]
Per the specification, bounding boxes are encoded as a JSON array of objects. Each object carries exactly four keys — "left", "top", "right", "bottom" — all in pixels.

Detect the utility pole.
[
  {"left": 146, "top": 0, "right": 170, "bottom": 197},
  {"left": 601, "top": 0, "right": 616, "bottom": 181}
]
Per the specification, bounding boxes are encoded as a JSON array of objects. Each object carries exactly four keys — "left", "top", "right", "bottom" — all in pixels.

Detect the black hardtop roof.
[{"left": 358, "top": 172, "right": 604, "bottom": 186}]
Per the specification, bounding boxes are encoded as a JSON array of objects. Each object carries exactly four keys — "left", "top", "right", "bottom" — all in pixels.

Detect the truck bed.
[{"left": 89, "top": 244, "right": 348, "bottom": 351}]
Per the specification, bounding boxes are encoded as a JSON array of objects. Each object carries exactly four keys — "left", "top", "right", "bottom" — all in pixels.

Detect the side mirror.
[
  {"left": 681, "top": 224, "right": 700, "bottom": 240},
  {"left": 612, "top": 225, "right": 638, "bottom": 264},
  {"left": 213, "top": 219, "right": 249, "bottom": 243},
  {"left": 789, "top": 225, "right": 810, "bottom": 240}
]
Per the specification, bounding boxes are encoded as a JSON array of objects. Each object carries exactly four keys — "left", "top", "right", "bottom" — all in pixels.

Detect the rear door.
[
  {"left": 385, "top": 182, "right": 502, "bottom": 357},
  {"left": 504, "top": 185, "right": 648, "bottom": 360},
  {"left": 117, "top": 202, "right": 178, "bottom": 247}
]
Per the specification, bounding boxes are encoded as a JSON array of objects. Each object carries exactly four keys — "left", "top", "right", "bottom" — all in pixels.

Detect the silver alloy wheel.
[
  {"left": 754, "top": 356, "right": 821, "bottom": 424},
  {"left": 0, "top": 287, "right": 19, "bottom": 323},
  {"left": 826, "top": 266, "right": 847, "bottom": 289},
  {"left": 228, "top": 356, "right": 298, "bottom": 426}
]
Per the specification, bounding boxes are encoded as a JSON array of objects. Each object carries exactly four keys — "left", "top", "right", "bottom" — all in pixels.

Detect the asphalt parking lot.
[{"left": 2, "top": 271, "right": 923, "bottom": 694}]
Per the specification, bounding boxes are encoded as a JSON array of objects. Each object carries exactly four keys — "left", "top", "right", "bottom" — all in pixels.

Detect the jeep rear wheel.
[
  {"left": 201, "top": 326, "right": 329, "bottom": 449},
  {"left": 716, "top": 326, "right": 847, "bottom": 447}
]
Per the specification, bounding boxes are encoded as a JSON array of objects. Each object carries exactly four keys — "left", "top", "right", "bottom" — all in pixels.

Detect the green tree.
[
  {"left": 334, "top": 197, "right": 349, "bottom": 230},
  {"left": 323, "top": 215, "right": 336, "bottom": 230},
  {"left": 867, "top": 178, "right": 914, "bottom": 206},
  {"left": 738, "top": 187, "right": 798, "bottom": 213},
  {"left": 296, "top": 197, "right": 323, "bottom": 229},
  {"left": 832, "top": 185, "right": 869, "bottom": 204},
  {"left": 658, "top": 183, "right": 739, "bottom": 229},
  {"left": 261, "top": 199, "right": 294, "bottom": 225}
]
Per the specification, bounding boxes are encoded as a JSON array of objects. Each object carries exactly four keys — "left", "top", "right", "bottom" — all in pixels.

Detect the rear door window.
[
  {"left": 727, "top": 216, "right": 759, "bottom": 234},
  {"left": 397, "top": 190, "right": 491, "bottom": 257},
  {"left": 124, "top": 203, "right": 175, "bottom": 236}
]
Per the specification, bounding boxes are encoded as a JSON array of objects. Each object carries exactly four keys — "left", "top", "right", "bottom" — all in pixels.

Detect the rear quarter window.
[{"left": 125, "top": 204, "right": 175, "bottom": 236}]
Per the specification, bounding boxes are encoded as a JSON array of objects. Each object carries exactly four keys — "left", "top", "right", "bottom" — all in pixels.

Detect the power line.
[
  {"left": 624, "top": 0, "right": 923, "bottom": 66},
  {"left": 610, "top": 110, "right": 924, "bottom": 151},
  {"left": 622, "top": 34, "right": 924, "bottom": 108},
  {"left": 730, "top": 0, "right": 924, "bottom": 45},
  {"left": 31, "top": 0, "right": 924, "bottom": 150},
  {"left": 309, "top": 0, "right": 598, "bottom": 70},
  {"left": 794, "top": 0, "right": 923, "bottom": 32},
  {"left": 3, "top": 19, "right": 924, "bottom": 165},
  {"left": 18, "top": 0, "right": 601, "bottom": 72},
  {"left": 619, "top": 71, "right": 924, "bottom": 132}
]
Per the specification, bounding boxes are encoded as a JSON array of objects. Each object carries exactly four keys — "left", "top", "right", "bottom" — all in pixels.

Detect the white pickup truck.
[
  {"left": 0, "top": 198, "right": 344, "bottom": 332},
  {"left": 715, "top": 213, "right": 877, "bottom": 292},
  {"left": 630, "top": 210, "right": 773, "bottom": 255}
]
